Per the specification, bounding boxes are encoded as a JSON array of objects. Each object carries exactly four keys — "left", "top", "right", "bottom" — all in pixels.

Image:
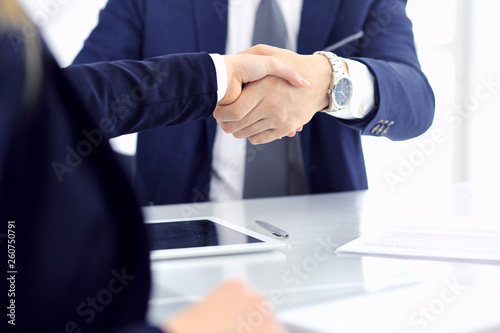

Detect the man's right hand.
[
  {"left": 221, "top": 53, "right": 310, "bottom": 105},
  {"left": 215, "top": 45, "right": 333, "bottom": 144}
]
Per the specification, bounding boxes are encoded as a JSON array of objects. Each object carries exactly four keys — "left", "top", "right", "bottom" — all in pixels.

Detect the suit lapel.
[
  {"left": 297, "top": 0, "right": 342, "bottom": 54},
  {"left": 193, "top": 0, "right": 228, "bottom": 54}
]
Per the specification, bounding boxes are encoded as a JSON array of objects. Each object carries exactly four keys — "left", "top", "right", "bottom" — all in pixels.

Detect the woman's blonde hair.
[
  {"left": 1, "top": 0, "right": 42, "bottom": 110},
  {"left": 0, "top": 0, "right": 28, "bottom": 24}
]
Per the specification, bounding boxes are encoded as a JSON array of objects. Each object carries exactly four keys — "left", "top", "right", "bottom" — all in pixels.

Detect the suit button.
[
  {"left": 374, "top": 120, "right": 388, "bottom": 135},
  {"left": 370, "top": 121, "right": 383, "bottom": 134},
  {"left": 375, "top": 124, "right": 386, "bottom": 135},
  {"left": 381, "top": 121, "right": 394, "bottom": 135}
]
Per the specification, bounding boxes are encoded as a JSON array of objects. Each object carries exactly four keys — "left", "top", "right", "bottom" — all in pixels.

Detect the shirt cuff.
[
  {"left": 209, "top": 53, "right": 228, "bottom": 103},
  {"left": 327, "top": 58, "right": 375, "bottom": 120}
]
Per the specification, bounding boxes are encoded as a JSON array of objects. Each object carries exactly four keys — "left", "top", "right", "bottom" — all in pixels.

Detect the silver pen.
[{"left": 255, "top": 220, "right": 290, "bottom": 239}]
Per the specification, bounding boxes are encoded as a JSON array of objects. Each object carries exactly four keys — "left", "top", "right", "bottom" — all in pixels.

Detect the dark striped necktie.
[{"left": 243, "top": 0, "right": 308, "bottom": 199}]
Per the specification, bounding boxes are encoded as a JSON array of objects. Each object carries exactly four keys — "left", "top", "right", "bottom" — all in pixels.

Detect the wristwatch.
[{"left": 314, "top": 51, "right": 353, "bottom": 112}]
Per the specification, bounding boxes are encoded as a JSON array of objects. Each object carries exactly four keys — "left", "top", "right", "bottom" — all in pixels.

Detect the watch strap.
[{"left": 314, "top": 51, "right": 349, "bottom": 112}]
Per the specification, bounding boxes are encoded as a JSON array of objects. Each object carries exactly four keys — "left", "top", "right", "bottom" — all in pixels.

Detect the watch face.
[{"left": 334, "top": 77, "right": 353, "bottom": 107}]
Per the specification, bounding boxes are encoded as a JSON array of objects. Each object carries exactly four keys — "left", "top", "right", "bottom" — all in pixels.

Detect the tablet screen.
[{"left": 146, "top": 219, "right": 263, "bottom": 251}]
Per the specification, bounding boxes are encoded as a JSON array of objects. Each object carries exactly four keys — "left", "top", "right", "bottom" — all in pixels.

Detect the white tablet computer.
[{"left": 145, "top": 217, "right": 286, "bottom": 260}]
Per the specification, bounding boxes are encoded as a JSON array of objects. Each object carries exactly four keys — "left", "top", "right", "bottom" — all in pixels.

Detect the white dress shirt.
[{"left": 209, "top": 0, "right": 375, "bottom": 202}]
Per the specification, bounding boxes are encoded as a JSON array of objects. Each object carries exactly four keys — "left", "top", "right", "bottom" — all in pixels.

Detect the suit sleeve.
[
  {"left": 341, "top": 0, "right": 435, "bottom": 141},
  {"left": 63, "top": 52, "right": 218, "bottom": 138},
  {"left": 1, "top": 29, "right": 176, "bottom": 333}
]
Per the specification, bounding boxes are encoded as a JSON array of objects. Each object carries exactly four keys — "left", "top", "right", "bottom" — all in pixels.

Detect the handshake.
[{"left": 218, "top": 45, "right": 333, "bottom": 144}]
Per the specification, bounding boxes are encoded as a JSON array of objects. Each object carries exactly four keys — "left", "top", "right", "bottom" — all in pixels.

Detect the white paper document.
[
  {"left": 336, "top": 225, "right": 500, "bottom": 262},
  {"left": 280, "top": 280, "right": 500, "bottom": 333}
]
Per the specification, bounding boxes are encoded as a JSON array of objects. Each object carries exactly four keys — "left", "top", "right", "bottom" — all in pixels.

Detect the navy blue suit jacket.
[
  {"left": 1, "top": 25, "right": 216, "bottom": 332},
  {"left": 74, "top": 0, "right": 435, "bottom": 206}
]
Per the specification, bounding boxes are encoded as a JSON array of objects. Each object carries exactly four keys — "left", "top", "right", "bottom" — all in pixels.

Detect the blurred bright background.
[{"left": 17, "top": 0, "right": 500, "bottom": 199}]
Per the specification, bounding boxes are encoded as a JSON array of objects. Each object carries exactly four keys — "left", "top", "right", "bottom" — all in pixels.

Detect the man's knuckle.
[
  {"left": 254, "top": 44, "right": 266, "bottom": 53},
  {"left": 233, "top": 131, "right": 245, "bottom": 139},
  {"left": 225, "top": 107, "right": 242, "bottom": 121},
  {"left": 269, "top": 56, "right": 279, "bottom": 67},
  {"left": 275, "top": 113, "right": 289, "bottom": 126},
  {"left": 219, "top": 123, "right": 232, "bottom": 133},
  {"left": 249, "top": 136, "right": 261, "bottom": 145}
]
